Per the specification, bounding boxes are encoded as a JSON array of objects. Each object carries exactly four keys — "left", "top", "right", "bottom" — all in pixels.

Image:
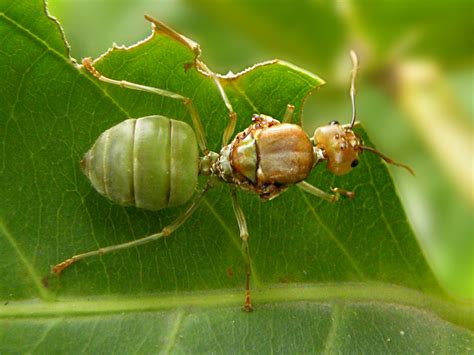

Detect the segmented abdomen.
[{"left": 81, "top": 115, "right": 199, "bottom": 210}]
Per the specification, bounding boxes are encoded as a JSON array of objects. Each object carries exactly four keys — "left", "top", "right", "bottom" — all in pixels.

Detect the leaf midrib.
[{"left": 3, "top": 283, "right": 472, "bottom": 330}]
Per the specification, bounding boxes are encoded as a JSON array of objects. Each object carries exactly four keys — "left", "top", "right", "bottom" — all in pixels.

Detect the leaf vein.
[
  {"left": 365, "top": 160, "right": 417, "bottom": 273},
  {"left": 162, "top": 309, "right": 185, "bottom": 355},
  {"left": 202, "top": 194, "right": 262, "bottom": 286},
  {"left": 322, "top": 303, "right": 343, "bottom": 354},
  {"left": 298, "top": 189, "right": 365, "bottom": 279},
  {"left": 29, "top": 317, "right": 62, "bottom": 352}
]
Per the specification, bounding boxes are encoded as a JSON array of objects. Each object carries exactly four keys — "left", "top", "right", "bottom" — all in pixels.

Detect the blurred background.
[{"left": 48, "top": 0, "right": 473, "bottom": 299}]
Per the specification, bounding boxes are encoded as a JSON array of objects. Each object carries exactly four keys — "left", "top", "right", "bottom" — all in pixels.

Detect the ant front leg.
[
  {"left": 331, "top": 187, "right": 355, "bottom": 200},
  {"left": 297, "top": 181, "right": 355, "bottom": 202},
  {"left": 82, "top": 58, "right": 208, "bottom": 155}
]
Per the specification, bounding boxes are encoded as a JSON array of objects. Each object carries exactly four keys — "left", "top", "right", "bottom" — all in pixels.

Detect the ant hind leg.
[
  {"left": 82, "top": 58, "right": 209, "bottom": 155},
  {"left": 52, "top": 184, "right": 210, "bottom": 275}
]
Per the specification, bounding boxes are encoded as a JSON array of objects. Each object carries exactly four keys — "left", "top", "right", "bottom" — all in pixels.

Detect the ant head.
[
  {"left": 314, "top": 121, "right": 362, "bottom": 175},
  {"left": 313, "top": 51, "right": 414, "bottom": 176},
  {"left": 313, "top": 51, "right": 362, "bottom": 175}
]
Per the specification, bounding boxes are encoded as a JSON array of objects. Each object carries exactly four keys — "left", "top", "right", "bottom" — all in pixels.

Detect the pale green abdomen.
[{"left": 81, "top": 115, "right": 199, "bottom": 210}]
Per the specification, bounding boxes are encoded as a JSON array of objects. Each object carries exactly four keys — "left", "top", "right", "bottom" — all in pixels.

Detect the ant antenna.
[
  {"left": 349, "top": 50, "right": 358, "bottom": 129},
  {"left": 362, "top": 145, "right": 415, "bottom": 176}
]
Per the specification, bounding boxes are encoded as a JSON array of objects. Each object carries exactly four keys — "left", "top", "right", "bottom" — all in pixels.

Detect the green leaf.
[{"left": 0, "top": 0, "right": 472, "bottom": 353}]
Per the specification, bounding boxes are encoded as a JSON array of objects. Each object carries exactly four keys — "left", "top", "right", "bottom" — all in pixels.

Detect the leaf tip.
[{"left": 277, "top": 60, "right": 326, "bottom": 87}]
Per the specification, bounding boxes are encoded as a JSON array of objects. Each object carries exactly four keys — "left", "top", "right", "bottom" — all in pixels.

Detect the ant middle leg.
[
  {"left": 282, "top": 104, "right": 295, "bottom": 124},
  {"left": 144, "top": 15, "right": 237, "bottom": 147},
  {"left": 230, "top": 187, "right": 253, "bottom": 312},
  {"left": 213, "top": 76, "right": 237, "bottom": 147},
  {"left": 190, "top": 65, "right": 238, "bottom": 147}
]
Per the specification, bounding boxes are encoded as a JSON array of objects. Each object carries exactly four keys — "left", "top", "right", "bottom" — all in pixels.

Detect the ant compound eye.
[
  {"left": 329, "top": 120, "right": 339, "bottom": 125},
  {"left": 351, "top": 159, "right": 359, "bottom": 168}
]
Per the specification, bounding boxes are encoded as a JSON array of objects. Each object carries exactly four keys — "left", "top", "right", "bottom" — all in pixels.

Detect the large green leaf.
[{"left": 0, "top": 0, "right": 472, "bottom": 353}]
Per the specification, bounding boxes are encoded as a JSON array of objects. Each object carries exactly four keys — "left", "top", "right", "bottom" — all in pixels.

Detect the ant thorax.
[{"left": 212, "top": 115, "right": 315, "bottom": 200}]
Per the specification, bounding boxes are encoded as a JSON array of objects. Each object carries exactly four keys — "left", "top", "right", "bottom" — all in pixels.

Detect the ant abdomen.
[{"left": 81, "top": 115, "right": 199, "bottom": 210}]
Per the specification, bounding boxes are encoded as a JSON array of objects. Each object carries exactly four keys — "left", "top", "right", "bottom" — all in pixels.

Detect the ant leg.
[
  {"left": 214, "top": 76, "right": 237, "bottom": 147},
  {"left": 52, "top": 185, "right": 210, "bottom": 275},
  {"left": 188, "top": 59, "right": 237, "bottom": 147},
  {"left": 184, "top": 59, "right": 238, "bottom": 147},
  {"left": 82, "top": 58, "right": 208, "bottom": 155},
  {"left": 230, "top": 187, "right": 253, "bottom": 312},
  {"left": 282, "top": 104, "right": 295, "bottom": 124},
  {"left": 144, "top": 16, "right": 237, "bottom": 147},
  {"left": 144, "top": 15, "right": 202, "bottom": 68},
  {"left": 297, "top": 181, "right": 334, "bottom": 202},
  {"left": 191, "top": 63, "right": 237, "bottom": 147},
  {"left": 331, "top": 187, "right": 355, "bottom": 200},
  {"left": 297, "top": 181, "right": 355, "bottom": 202}
]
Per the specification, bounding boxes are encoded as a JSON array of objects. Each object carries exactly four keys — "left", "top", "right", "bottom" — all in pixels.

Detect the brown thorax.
[{"left": 212, "top": 115, "right": 315, "bottom": 200}]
